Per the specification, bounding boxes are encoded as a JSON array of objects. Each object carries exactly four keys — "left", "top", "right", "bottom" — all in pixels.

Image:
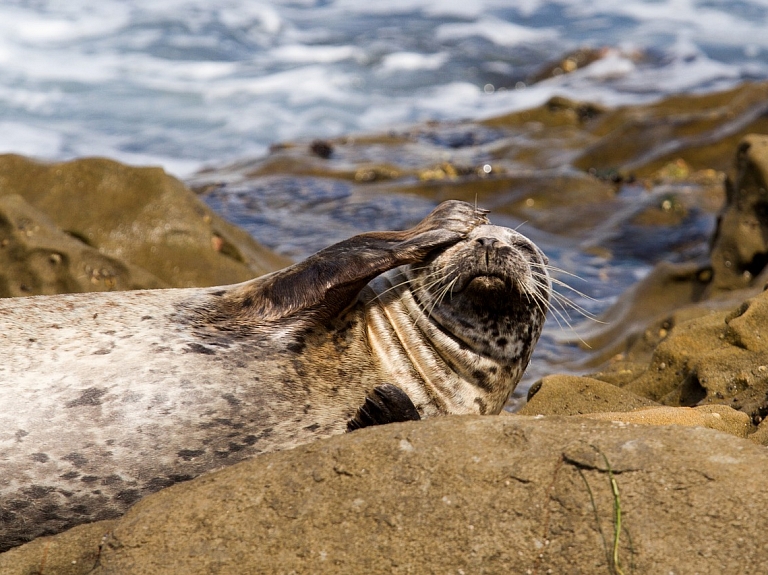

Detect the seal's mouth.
[{"left": 454, "top": 272, "right": 514, "bottom": 295}]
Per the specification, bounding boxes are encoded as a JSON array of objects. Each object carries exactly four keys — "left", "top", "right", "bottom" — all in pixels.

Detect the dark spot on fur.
[
  {"left": 213, "top": 418, "right": 244, "bottom": 428},
  {"left": 93, "top": 347, "right": 112, "bottom": 355},
  {"left": 105, "top": 439, "right": 116, "bottom": 446},
  {"left": 496, "top": 337, "right": 508, "bottom": 347},
  {"left": 186, "top": 343, "right": 216, "bottom": 355},
  {"left": 72, "top": 504, "right": 91, "bottom": 515},
  {"left": 215, "top": 450, "right": 230, "bottom": 459},
  {"left": 178, "top": 449, "right": 205, "bottom": 461},
  {"left": 228, "top": 442, "right": 245, "bottom": 452},
  {"left": 304, "top": 423, "right": 321, "bottom": 432},
  {"left": 472, "top": 370, "right": 494, "bottom": 392},
  {"left": 474, "top": 397, "right": 488, "bottom": 414},
  {"left": 222, "top": 393, "right": 240, "bottom": 406},
  {"left": 15, "top": 429, "right": 28, "bottom": 441},
  {"left": 211, "top": 290, "right": 226, "bottom": 296},
  {"left": 81, "top": 476, "right": 100, "bottom": 483},
  {"left": 31, "top": 452, "right": 49, "bottom": 463},
  {"left": 60, "top": 471, "right": 80, "bottom": 480},
  {"left": 242, "top": 435, "right": 258, "bottom": 445},
  {"left": 8, "top": 499, "right": 31, "bottom": 510},
  {"left": 103, "top": 475, "right": 123, "bottom": 485},
  {"left": 0, "top": 509, "right": 16, "bottom": 523},
  {"left": 40, "top": 504, "right": 63, "bottom": 522},
  {"left": 58, "top": 489, "right": 74, "bottom": 497},
  {"left": 145, "top": 477, "right": 176, "bottom": 492},
  {"left": 114, "top": 490, "right": 142, "bottom": 505},
  {"left": 242, "top": 295, "right": 254, "bottom": 308},
  {"left": 141, "top": 315, "right": 153, "bottom": 320},
  {"left": 169, "top": 474, "right": 194, "bottom": 483},
  {"left": 62, "top": 453, "right": 88, "bottom": 468},
  {"left": 66, "top": 387, "right": 107, "bottom": 408},
  {"left": 25, "top": 485, "right": 56, "bottom": 499},
  {"left": 287, "top": 336, "right": 306, "bottom": 354}
]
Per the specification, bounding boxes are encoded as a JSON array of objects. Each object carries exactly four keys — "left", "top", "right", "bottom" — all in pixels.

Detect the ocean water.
[{"left": 2, "top": 0, "right": 768, "bottom": 176}]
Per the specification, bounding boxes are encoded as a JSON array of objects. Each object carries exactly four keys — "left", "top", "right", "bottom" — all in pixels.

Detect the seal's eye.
[{"left": 514, "top": 242, "right": 538, "bottom": 257}]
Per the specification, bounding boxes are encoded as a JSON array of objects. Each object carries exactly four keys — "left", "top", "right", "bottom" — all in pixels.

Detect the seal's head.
[{"left": 406, "top": 224, "right": 550, "bottom": 364}]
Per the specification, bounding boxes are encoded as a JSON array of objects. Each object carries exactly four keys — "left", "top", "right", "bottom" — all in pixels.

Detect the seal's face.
[{"left": 406, "top": 224, "right": 550, "bottom": 364}]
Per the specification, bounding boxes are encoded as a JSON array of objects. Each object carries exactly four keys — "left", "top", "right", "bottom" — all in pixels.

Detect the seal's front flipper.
[
  {"left": 347, "top": 384, "right": 421, "bottom": 432},
  {"left": 220, "top": 200, "right": 489, "bottom": 324}
]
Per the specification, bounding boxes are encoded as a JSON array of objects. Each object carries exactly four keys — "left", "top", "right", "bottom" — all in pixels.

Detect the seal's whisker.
[
  {"left": 374, "top": 266, "right": 453, "bottom": 301},
  {"left": 542, "top": 265, "right": 593, "bottom": 286},
  {"left": 549, "top": 291, "right": 602, "bottom": 323},
  {"left": 527, "top": 276, "right": 597, "bottom": 347},
  {"left": 430, "top": 276, "right": 459, "bottom": 318},
  {"left": 531, "top": 270, "right": 597, "bottom": 302},
  {"left": 532, "top": 288, "right": 592, "bottom": 346},
  {"left": 534, "top": 280, "right": 602, "bottom": 324},
  {"left": 530, "top": 274, "right": 602, "bottom": 324},
  {"left": 413, "top": 265, "right": 459, "bottom": 295},
  {"left": 528, "top": 272, "right": 600, "bottom": 324},
  {"left": 525, "top": 288, "right": 550, "bottom": 327}
]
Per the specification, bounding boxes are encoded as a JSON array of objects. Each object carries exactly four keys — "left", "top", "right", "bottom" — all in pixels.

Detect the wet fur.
[{"left": 0, "top": 201, "right": 549, "bottom": 551}]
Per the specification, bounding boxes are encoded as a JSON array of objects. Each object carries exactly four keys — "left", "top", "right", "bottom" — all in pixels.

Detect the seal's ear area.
[{"left": 347, "top": 384, "right": 421, "bottom": 432}]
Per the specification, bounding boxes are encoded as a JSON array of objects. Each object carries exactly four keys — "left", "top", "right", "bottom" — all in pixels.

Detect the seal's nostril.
[{"left": 476, "top": 237, "right": 498, "bottom": 248}]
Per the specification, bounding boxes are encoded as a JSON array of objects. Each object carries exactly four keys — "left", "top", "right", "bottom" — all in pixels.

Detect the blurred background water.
[{"left": 2, "top": 0, "right": 768, "bottom": 177}]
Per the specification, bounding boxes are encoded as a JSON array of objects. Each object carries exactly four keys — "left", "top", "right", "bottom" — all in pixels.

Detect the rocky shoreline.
[{"left": 3, "top": 83, "right": 768, "bottom": 572}]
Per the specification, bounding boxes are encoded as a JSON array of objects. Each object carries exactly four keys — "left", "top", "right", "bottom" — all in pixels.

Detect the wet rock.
[
  {"left": 709, "top": 134, "right": 768, "bottom": 293},
  {"left": 3, "top": 416, "right": 768, "bottom": 574},
  {"left": 578, "top": 134, "right": 768, "bottom": 368},
  {"left": 0, "top": 155, "right": 289, "bottom": 296}
]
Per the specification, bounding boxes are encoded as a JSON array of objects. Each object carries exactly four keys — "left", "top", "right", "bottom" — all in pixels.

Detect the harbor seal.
[{"left": 0, "top": 200, "right": 550, "bottom": 551}]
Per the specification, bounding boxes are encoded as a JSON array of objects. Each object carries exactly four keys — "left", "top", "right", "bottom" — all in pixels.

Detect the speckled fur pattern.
[{"left": 0, "top": 201, "right": 550, "bottom": 551}]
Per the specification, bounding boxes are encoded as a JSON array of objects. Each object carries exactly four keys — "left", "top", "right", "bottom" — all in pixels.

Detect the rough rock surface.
[
  {"left": 2, "top": 416, "right": 768, "bottom": 575},
  {"left": 520, "top": 374, "right": 658, "bottom": 415},
  {"left": 0, "top": 155, "right": 289, "bottom": 296}
]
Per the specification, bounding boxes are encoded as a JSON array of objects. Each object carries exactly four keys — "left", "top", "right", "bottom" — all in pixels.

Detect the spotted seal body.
[{"left": 0, "top": 201, "right": 550, "bottom": 551}]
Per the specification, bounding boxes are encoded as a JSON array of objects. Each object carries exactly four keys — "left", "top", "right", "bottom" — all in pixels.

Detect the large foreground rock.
[{"left": 3, "top": 415, "right": 768, "bottom": 574}]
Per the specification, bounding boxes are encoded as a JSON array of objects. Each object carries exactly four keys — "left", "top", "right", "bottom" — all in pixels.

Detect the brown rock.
[
  {"left": 0, "top": 155, "right": 289, "bottom": 296},
  {"left": 583, "top": 404, "right": 753, "bottom": 437},
  {"left": 577, "top": 133, "right": 768, "bottom": 383},
  {"left": 709, "top": 134, "right": 768, "bottom": 293},
  {"left": 0, "top": 521, "right": 116, "bottom": 575},
  {"left": 0, "top": 194, "right": 165, "bottom": 296},
  {"left": 620, "top": 291, "right": 768, "bottom": 419},
  {"left": 520, "top": 374, "right": 658, "bottom": 416},
  {"left": 4, "top": 416, "right": 768, "bottom": 574}
]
